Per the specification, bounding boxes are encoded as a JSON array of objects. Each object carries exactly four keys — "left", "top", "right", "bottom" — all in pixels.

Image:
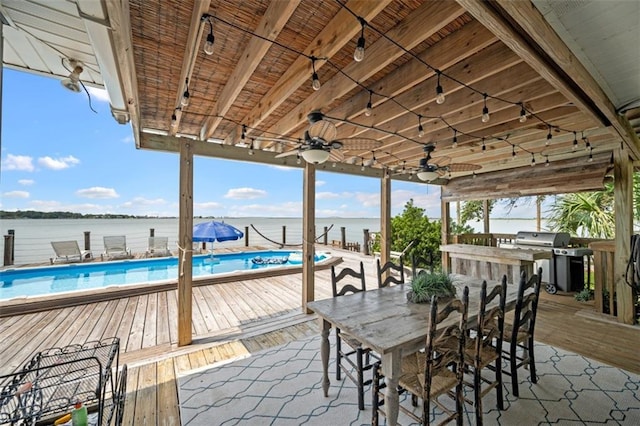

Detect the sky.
[{"left": 1, "top": 69, "right": 539, "bottom": 219}]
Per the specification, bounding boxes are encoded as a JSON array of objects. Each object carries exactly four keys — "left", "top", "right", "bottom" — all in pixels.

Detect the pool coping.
[{"left": 0, "top": 255, "right": 343, "bottom": 317}]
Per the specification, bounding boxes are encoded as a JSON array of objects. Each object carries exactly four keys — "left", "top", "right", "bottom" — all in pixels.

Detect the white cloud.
[
  {"left": 3, "top": 190, "right": 29, "bottom": 198},
  {"left": 87, "top": 86, "right": 111, "bottom": 102},
  {"left": 38, "top": 155, "right": 80, "bottom": 170},
  {"left": 2, "top": 154, "right": 34, "bottom": 171},
  {"left": 354, "top": 192, "right": 380, "bottom": 208},
  {"left": 194, "top": 201, "right": 223, "bottom": 210},
  {"left": 316, "top": 180, "right": 326, "bottom": 187},
  {"left": 316, "top": 191, "right": 341, "bottom": 200},
  {"left": 224, "top": 187, "right": 267, "bottom": 199},
  {"left": 76, "top": 187, "right": 119, "bottom": 199},
  {"left": 29, "top": 200, "right": 109, "bottom": 213},
  {"left": 121, "top": 197, "right": 167, "bottom": 208},
  {"left": 228, "top": 201, "right": 302, "bottom": 217},
  {"left": 18, "top": 179, "right": 35, "bottom": 186}
]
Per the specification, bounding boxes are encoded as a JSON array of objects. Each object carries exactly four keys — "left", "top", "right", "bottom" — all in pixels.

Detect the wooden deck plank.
[
  {"left": 155, "top": 291, "right": 171, "bottom": 346},
  {"left": 100, "top": 297, "right": 129, "bottom": 342},
  {"left": 132, "top": 362, "right": 157, "bottom": 425},
  {"left": 156, "top": 358, "right": 180, "bottom": 426},
  {"left": 166, "top": 290, "right": 179, "bottom": 344},
  {"left": 142, "top": 292, "right": 158, "bottom": 349},
  {"left": 120, "top": 361, "right": 140, "bottom": 426},
  {"left": 116, "top": 296, "right": 140, "bottom": 351},
  {"left": 126, "top": 295, "right": 149, "bottom": 352}
]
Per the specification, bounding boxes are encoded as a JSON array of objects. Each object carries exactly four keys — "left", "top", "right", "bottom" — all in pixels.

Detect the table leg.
[
  {"left": 382, "top": 351, "right": 401, "bottom": 426},
  {"left": 319, "top": 318, "right": 331, "bottom": 397}
]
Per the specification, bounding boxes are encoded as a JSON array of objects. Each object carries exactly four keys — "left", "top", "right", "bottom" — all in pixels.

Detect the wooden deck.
[{"left": 1, "top": 248, "right": 638, "bottom": 425}]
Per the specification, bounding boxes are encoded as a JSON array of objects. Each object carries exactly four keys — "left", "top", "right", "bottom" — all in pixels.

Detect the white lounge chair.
[
  {"left": 50, "top": 240, "right": 93, "bottom": 264},
  {"left": 146, "top": 236, "right": 172, "bottom": 257},
  {"left": 103, "top": 235, "right": 132, "bottom": 260}
]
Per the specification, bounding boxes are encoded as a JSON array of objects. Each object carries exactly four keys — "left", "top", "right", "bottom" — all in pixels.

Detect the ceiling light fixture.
[
  {"left": 354, "top": 17, "right": 366, "bottom": 62},
  {"left": 310, "top": 57, "right": 321, "bottom": 91},
  {"left": 181, "top": 78, "right": 190, "bottom": 107},
  {"left": 435, "top": 71, "right": 445, "bottom": 105},
  {"left": 61, "top": 59, "right": 84, "bottom": 92},
  {"left": 301, "top": 148, "right": 330, "bottom": 164},
  {"left": 417, "top": 170, "right": 439, "bottom": 181},
  {"left": 202, "top": 14, "right": 215, "bottom": 55}
]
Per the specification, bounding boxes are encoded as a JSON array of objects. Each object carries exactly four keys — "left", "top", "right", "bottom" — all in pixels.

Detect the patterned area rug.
[{"left": 178, "top": 334, "right": 640, "bottom": 425}]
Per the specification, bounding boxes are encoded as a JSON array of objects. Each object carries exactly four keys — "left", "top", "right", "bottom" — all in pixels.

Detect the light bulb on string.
[
  {"left": 583, "top": 133, "right": 591, "bottom": 151},
  {"left": 203, "top": 15, "right": 215, "bottom": 55},
  {"left": 181, "top": 78, "right": 190, "bottom": 107},
  {"left": 452, "top": 129, "right": 458, "bottom": 148},
  {"left": 481, "top": 94, "right": 490, "bottom": 123},
  {"left": 530, "top": 153, "right": 536, "bottom": 167},
  {"left": 435, "top": 71, "right": 445, "bottom": 105},
  {"left": 519, "top": 104, "right": 527, "bottom": 123},
  {"left": 418, "top": 115, "right": 424, "bottom": 138},
  {"left": 512, "top": 145, "right": 517, "bottom": 160},
  {"left": 241, "top": 124, "right": 247, "bottom": 141},
  {"left": 481, "top": 138, "right": 486, "bottom": 152},
  {"left": 310, "top": 57, "right": 321, "bottom": 91},
  {"left": 545, "top": 156, "right": 550, "bottom": 167},
  {"left": 365, "top": 90, "right": 373, "bottom": 117},
  {"left": 546, "top": 125, "right": 552, "bottom": 146},
  {"left": 354, "top": 18, "right": 366, "bottom": 62},
  {"left": 588, "top": 148, "right": 593, "bottom": 162},
  {"left": 573, "top": 132, "right": 578, "bottom": 151},
  {"left": 296, "top": 154, "right": 301, "bottom": 165}
]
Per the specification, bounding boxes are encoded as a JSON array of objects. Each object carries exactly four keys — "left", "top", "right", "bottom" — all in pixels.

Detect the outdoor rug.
[{"left": 178, "top": 333, "right": 640, "bottom": 425}]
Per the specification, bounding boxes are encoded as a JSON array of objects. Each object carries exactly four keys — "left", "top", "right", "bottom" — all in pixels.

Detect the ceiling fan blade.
[
  {"left": 275, "top": 149, "right": 300, "bottom": 158},
  {"left": 336, "top": 138, "right": 383, "bottom": 150},
  {"left": 446, "top": 163, "right": 482, "bottom": 172},
  {"left": 329, "top": 149, "right": 344, "bottom": 163}
]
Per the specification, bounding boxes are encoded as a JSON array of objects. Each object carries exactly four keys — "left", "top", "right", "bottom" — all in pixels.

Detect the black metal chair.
[
  {"left": 502, "top": 268, "right": 542, "bottom": 397},
  {"left": 411, "top": 251, "right": 436, "bottom": 278},
  {"left": 331, "top": 262, "right": 375, "bottom": 410},
  {"left": 376, "top": 257, "right": 405, "bottom": 288},
  {"left": 464, "top": 276, "right": 507, "bottom": 425},
  {"left": 372, "top": 287, "right": 469, "bottom": 425}
]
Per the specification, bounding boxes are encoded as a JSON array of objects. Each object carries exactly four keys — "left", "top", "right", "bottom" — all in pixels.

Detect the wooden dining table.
[{"left": 307, "top": 275, "right": 522, "bottom": 426}]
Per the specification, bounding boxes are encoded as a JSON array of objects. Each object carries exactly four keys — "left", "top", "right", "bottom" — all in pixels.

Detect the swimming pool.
[{"left": 0, "top": 250, "right": 328, "bottom": 300}]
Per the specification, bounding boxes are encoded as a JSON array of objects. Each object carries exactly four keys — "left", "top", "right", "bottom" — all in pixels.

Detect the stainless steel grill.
[{"left": 500, "top": 231, "right": 592, "bottom": 294}]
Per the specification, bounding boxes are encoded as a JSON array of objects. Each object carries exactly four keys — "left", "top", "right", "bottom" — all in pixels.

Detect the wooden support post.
[
  {"left": 150, "top": 228, "right": 155, "bottom": 237},
  {"left": 323, "top": 226, "right": 328, "bottom": 245},
  {"left": 84, "top": 231, "right": 91, "bottom": 251},
  {"left": 441, "top": 195, "right": 451, "bottom": 273},
  {"left": 381, "top": 169, "right": 391, "bottom": 278},
  {"left": 363, "top": 229, "right": 370, "bottom": 255},
  {"left": 3, "top": 232, "right": 14, "bottom": 266},
  {"left": 340, "top": 227, "right": 346, "bottom": 249},
  {"left": 483, "top": 200, "right": 490, "bottom": 233},
  {"left": 302, "top": 162, "right": 316, "bottom": 313},
  {"left": 613, "top": 149, "right": 634, "bottom": 324},
  {"left": 245, "top": 226, "right": 249, "bottom": 247},
  {"left": 282, "top": 225, "right": 286, "bottom": 245},
  {"left": 178, "top": 140, "right": 194, "bottom": 346},
  {"left": 536, "top": 197, "right": 542, "bottom": 232}
]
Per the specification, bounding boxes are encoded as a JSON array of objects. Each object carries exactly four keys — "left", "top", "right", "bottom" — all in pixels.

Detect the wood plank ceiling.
[{"left": 126, "top": 0, "right": 637, "bottom": 198}]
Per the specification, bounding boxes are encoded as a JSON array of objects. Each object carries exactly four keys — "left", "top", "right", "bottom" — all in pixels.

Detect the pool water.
[{"left": 0, "top": 250, "right": 327, "bottom": 300}]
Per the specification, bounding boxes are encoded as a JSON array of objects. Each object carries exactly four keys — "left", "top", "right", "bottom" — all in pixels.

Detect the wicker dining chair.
[
  {"left": 376, "top": 257, "right": 405, "bottom": 288},
  {"left": 502, "top": 268, "right": 542, "bottom": 397},
  {"left": 464, "top": 276, "right": 507, "bottom": 425},
  {"left": 331, "top": 262, "right": 376, "bottom": 410},
  {"left": 372, "top": 287, "right": 469, "bottom": 425}
]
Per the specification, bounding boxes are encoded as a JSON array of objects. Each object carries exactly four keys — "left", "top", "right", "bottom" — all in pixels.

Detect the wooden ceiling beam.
[
  {"left": 199, "top": 0, "right": 300, "bottom": 141},
  {"left": 169, "top": 0, "right": 211, "bottom": 136},
  {"left": 457, "top": 0, "right": 640, "bottom": 159},
  {"left": 222, "top": 0, "right": 393, "bottom": 145},
  {"left": 265, "top": 1, "right": 466, "bottom": 138}
]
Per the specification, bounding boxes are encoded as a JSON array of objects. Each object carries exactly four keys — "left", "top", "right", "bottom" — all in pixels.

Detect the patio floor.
[{"left": 0, "top": 246, "right": 638, "bottom": 424}]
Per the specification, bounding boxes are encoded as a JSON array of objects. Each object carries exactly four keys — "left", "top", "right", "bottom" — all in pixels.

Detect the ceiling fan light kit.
[
  {"left": 301, "top": 148, "right": 330, "bottom": 164},
  {"left": 417, "top": 170, "right": 439, "bottom": 181}
]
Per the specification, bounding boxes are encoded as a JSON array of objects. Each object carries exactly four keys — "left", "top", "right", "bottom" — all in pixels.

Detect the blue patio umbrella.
[{"left": 192, "top": 221, "right": 244, "bottom": 243}]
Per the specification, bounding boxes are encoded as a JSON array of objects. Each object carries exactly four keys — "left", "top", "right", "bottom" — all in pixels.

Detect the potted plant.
[{"left": 406, "top": 272, "right": 457, "bottom": 304}]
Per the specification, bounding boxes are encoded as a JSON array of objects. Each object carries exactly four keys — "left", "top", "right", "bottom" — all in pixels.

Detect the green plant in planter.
[{"left": 407, "top": 272, "right": 457, "bottom": 304}]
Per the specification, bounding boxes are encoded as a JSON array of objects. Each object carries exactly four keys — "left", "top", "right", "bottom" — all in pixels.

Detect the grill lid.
[{"left": 514, "top": 231, "right": 570, "bottom": 248}]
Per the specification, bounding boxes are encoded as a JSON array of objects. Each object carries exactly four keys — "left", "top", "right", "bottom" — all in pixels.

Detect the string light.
[
  {"left": 435, "top": 71, "right": 445, "bottom": 105},
  {"left": 170, "top": 109, "right": 179, "bottom": 129},
  {"left": 296, "top": 154, "right": 301, "bottom": 164},
  {"left": 365, "top": 90, "right": 373, "bottom": 116},
  {"left": 361, "top": 158, "right": 366, "bottom": 171},
  {"left": 588, "top": 148, "right": 593, "bottom": 162},
  {"left": 311, "top": 57, "right": 321, "bottom": 91},
  {"left": 452, "top": 129, "right": 458, "bottom": 148},
  {"left": 545, "top": 156, "right": 550, "bottom": 167},
  {"left": 248, "top": 140, "right": 254, "bottom": 155},
  {"left": 546, "top": 125, "right": 552, "bottom": 146},
  {"left": 241, "top": 124, "right": 247, "bottom": 140},
  {"left": 583, "top": 133, "right": 591, "bottom": 151},
  {"left": 181, "top": 78, "right": 190, "bottom": 107},
  {"left": 417, "top": 115, "right": 424, "bottom": 137},
  {"left": 472, "top": 171, "right": 477, "bottom": 179},
  {"left": 572, "top": 131, "right": 578, "bottom": 151},
  {"left": 481, "top": 94, "right": 490, "bottom": 123},
  {"left": 530, "top": 153, "right": 536, "bottom": 167},
  {"left": 354, "top": 17, "right": 366, "bottom": 62},
  {"left": 519, "top": 103, "right": 527, "bottom": 123},
  {"left": 512, "top": 145, "right": 517, "bottom": 160},
  {"left": 202, "top": 14, "right": 215, "bottom": 55},
  {"left": 481, "top": 138, "right": 486, "bottom": 152}
]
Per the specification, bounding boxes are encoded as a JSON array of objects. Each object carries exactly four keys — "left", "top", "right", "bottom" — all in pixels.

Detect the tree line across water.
[{"left": 0, "top": 210, "right": 172, "bottom": 219}]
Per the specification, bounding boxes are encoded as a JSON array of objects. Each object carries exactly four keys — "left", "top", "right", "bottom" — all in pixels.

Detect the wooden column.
[
  {"left": 613, "top": 149, "right": 634, "bottom": 324},
  {"left": 302, "top": 162, "right": 316, "bottom": 314},
  {"left": 380, "top": 169, "right": 392, "bottom": 270},
  {"left": 482, "top": 200, "right": 490, "bottom": 233},
  {"left": 536, "top": 196, "right": 542, "bottom": 231},
  {"left": 178, "top": 141, "right": 194, "bottom": 346},
  {"left": 441, "top": 193, "right": 451, "bottom": 273}
]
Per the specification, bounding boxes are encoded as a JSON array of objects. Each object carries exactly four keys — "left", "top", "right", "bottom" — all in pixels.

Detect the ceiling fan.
[
  {"left": 275, "top": 111, "right": 382, "bottom": 164},
  {"left": 414, "top": 143, "right": 481, "bottom": 181}
]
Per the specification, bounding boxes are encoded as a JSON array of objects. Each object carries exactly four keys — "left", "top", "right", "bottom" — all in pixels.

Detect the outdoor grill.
[{"left": 501, "top": 231, "right": 593, "bottom": 294}]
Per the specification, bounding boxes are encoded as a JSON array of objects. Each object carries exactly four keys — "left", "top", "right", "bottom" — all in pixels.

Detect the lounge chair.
[
  {"left": 50, "top": 240, "right": 93, "bottom": 264},
  {"left": 103, "top": 235, "right": 133, "bottom": 260},
  {"left": 146, "top": 236, "right": 172, "bottom": 257}
]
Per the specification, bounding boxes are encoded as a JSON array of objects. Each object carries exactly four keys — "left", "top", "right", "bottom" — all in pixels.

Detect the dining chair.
[
  {"left": 464, "top": 276, "right": 507, "bottom": 425},
  {"left": 331, "top": 262, "right": 375, "bottom": 410},
  {"left": 376, "top": 257, "right": 405, "bottom": 288},
  {"left": 502, "top": 268, "right": 542, "bottom": 397},
  {"left": 372, "top": 287, "right": 469, "bottom": 425},
  {"left": 411, "top": 251, "right": 435, "bottom": 278}
]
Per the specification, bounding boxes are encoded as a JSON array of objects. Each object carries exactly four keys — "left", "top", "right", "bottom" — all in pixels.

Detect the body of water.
[
  {"left": 0, "top": 250, "right": 325, "bottom": 300},
  {"left": 0, "top": 217, "right": 543, "bottom": 266}
]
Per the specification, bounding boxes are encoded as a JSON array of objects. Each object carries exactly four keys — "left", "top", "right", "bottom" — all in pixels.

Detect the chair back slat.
[
  {"left": 376, "top": 258, "right": 405, "bottom": 288},
  {"left": 511, "top": 268, "right": 542, "bottom": 341},
  {"left": 474, "top": 275, "right": 507, "bottom": 365},
  {"left": 411, "top": 251, "right": 435, "bottom": 278},
  {"left": 331, "top": 262, "right": 366, "bottom": 297}
]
